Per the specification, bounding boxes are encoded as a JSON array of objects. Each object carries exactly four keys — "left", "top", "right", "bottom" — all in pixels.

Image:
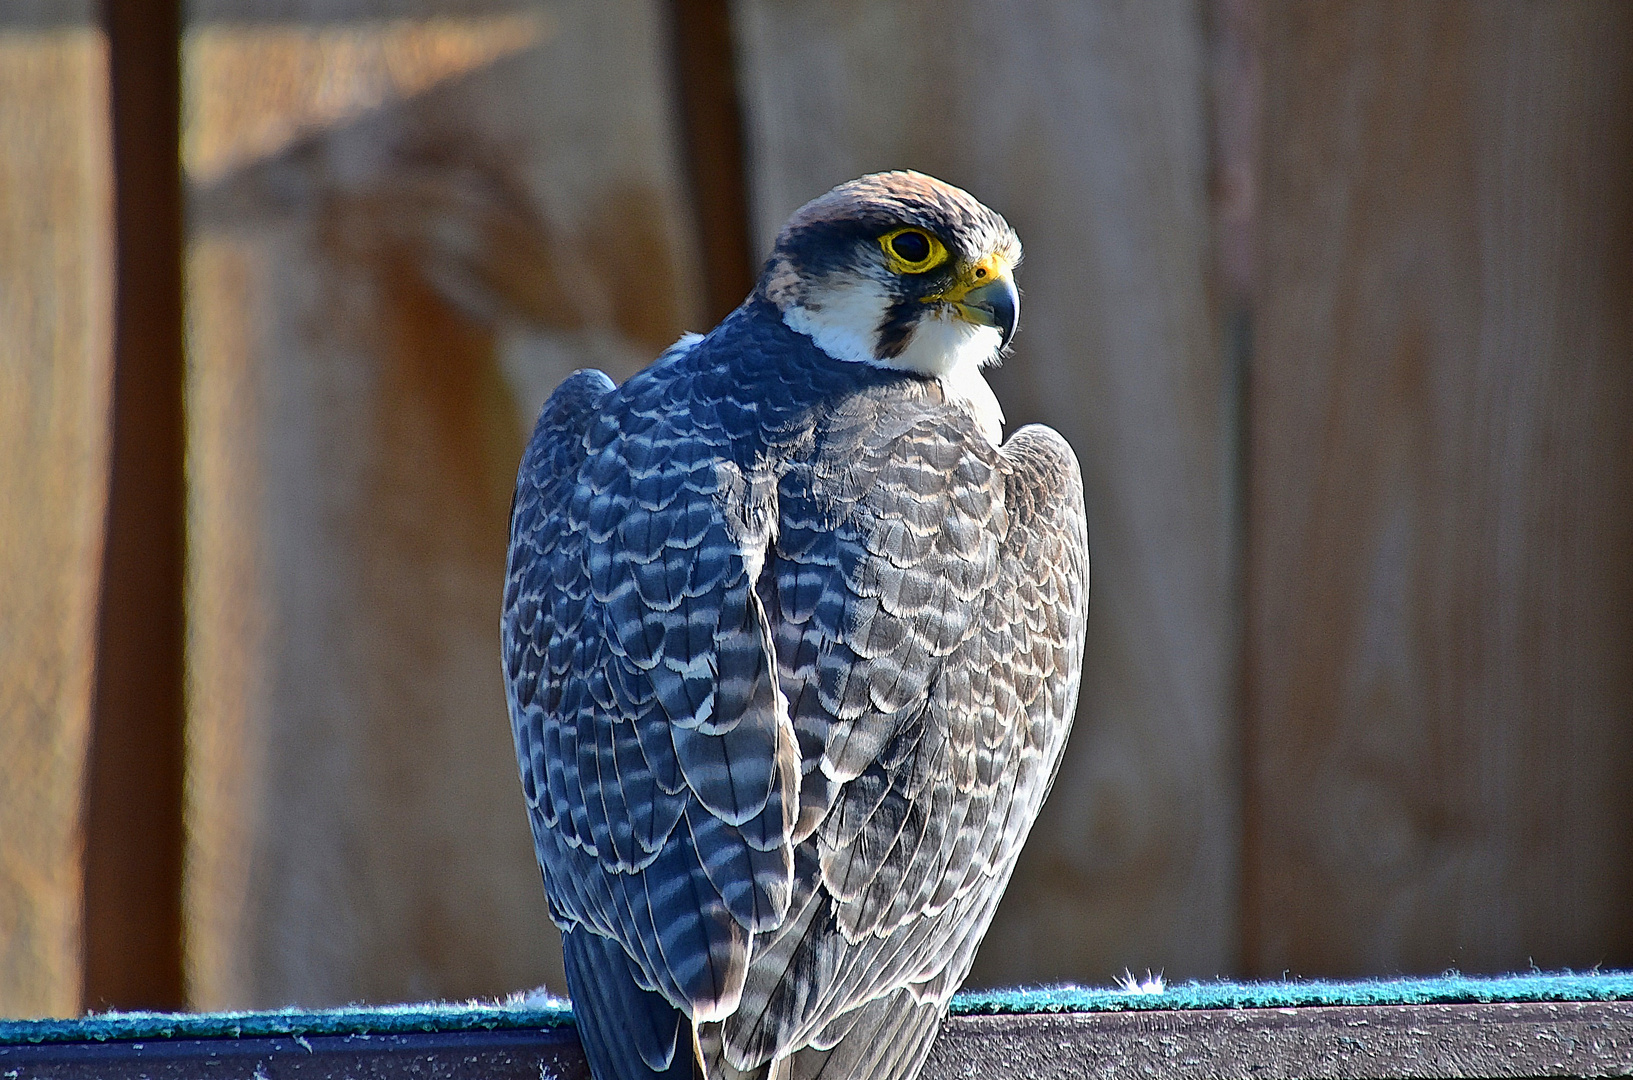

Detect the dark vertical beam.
[
  {"left": 667, "top": 0, "right": 757, "bottom": 323},
  {"left": 84, "top": 0, "right": 187, "bottom": 1010}
]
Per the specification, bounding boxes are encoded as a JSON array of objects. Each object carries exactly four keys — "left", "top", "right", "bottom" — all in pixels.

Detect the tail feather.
[
  {"left": 695, "top": 1020, "right": 776, "bottom": 1080},
  {"left": 564, "top": 925, "right": 694, "bottom": 1080},
  {"left": 786, "top": 989, "right": 943, "bottom": 1080}
]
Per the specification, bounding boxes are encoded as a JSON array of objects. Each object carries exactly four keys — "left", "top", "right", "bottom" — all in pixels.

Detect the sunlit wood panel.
[
  {"left": 734, "top": 0, "right": 1241, "bottom": 984},
  {"left": 0, "top": 15, "right": 114, "bottom": 1018},
  {"left": 1246, "top": 0, "right": 1633, "bottom": 976},
  {"left": 181, "top": 2, "right": 706, "bottom": 1008}
]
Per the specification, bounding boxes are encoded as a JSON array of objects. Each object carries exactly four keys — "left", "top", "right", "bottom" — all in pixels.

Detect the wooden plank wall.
[
  {"left": 180, "top": 0, "right": 705, "bottom": 1008},
  {"left": 1244, "top": 1, "right": 1633, "bottom": 977},
  {"left": 1, "top": 0, "right": 1631, "bottom": 1018},
  {"left": 0, "top": 3, "right": 114, "bottom": 1018},
  {"left": 733, "top": 0, "right": 1241, "bottom": 985}
]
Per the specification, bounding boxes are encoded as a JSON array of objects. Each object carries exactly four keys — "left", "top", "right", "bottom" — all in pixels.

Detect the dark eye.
[{"left": 889, "top": 230, "right": 931, "bottom": 263}]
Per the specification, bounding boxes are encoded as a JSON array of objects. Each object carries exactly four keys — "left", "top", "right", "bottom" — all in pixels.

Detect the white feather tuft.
[{"left": 1115, "top": 969, "right": 1166, "bottom": 995}]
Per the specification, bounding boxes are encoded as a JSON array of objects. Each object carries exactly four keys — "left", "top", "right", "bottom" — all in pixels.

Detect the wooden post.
[
  {"left": 82, "top": 0, "right": 188, "bottom": 1010},
  {"left": 668, "top": 0, "right": 757, "bottom": 322}
]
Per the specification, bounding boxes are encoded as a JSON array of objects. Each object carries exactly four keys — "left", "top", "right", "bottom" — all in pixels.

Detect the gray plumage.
[{"left": 502, "top": 172, "right": 1088, "bottom": 1080}]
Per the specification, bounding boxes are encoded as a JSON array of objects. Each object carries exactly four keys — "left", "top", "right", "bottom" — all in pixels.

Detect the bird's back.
[{"left": 504, "top": 306, "right": 1085, "bottom": 1080}]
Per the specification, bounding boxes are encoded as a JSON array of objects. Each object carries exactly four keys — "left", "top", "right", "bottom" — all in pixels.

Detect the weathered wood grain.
[
  {"left": 180, "top": 2, "right": 706, "bottom": 1008},
  {"left": 1245, "top": 1, "right": 1633, "bottom": 976},
  {"left": 927, "top": 1002, "right": 1633, "bottom": 1080},
  {"left": 0, "top": 10, "right": 114, "bottom": 1018},
  {"left": 733, "top": 0, "right": 1240, "bottom": 984},
  {"left": 0, "top": 1029, "right": 592, "bottom": 1080}
]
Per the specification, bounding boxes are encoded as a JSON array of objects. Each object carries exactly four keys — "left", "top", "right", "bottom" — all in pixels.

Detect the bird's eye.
[
  {"left": 879, "top": 228, "right": 947, "bottom": 273},
  {"left": 890, "top": 231, "right": 930, "bottom": 263}
]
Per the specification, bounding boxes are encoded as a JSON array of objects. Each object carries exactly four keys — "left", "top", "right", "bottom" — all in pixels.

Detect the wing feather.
[
  {"left": 506, "top": 348, "right": 1087, "bottom": 1080},
  {"left": 715, "top": 402, "right": 1087, "bottom": 1073},
  {"left": 503, "top": 352, "right": 798, "bottom": 1021}
]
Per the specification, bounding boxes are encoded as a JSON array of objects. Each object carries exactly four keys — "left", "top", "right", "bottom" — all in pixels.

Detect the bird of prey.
[{"left": 502, "top": 171, "right": 1088, "bottom": 1080}]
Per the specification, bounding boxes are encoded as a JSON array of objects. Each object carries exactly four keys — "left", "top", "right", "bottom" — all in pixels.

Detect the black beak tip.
[{"left": 993, "top": 277, "right": 1019, "bottom": 350}]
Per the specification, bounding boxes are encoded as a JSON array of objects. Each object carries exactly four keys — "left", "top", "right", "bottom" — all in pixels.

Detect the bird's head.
[{"left": 758, "top": 171, "right": 1021, "bottom": 380}]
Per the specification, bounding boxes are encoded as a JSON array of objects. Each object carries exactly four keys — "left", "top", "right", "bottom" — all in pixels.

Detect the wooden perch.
[{"left": 4, "top": 987, "right": 1632, "bottom": 1079}]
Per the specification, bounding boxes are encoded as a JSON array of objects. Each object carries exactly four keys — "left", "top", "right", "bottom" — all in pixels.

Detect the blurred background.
[{"left": 2, "top": 0, "right": 1630, "bottom": 1020}]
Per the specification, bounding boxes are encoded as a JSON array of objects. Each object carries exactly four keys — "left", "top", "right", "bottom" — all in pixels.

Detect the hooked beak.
[{"left": 951, "top": 272, "right": 1019, "bottom": 350}]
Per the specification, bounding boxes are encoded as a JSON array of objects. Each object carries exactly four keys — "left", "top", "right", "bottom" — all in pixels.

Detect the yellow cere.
[
  {"left": 879, "top": 227, "right": 950, "bottom": 274},
  {"left": 928, "top": 253, "right": 1011, "bottom": 304}
]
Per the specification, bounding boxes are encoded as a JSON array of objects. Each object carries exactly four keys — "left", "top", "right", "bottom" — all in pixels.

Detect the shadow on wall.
[{"left": 181, "top": 6, "right": 706, "bottom": 1010}]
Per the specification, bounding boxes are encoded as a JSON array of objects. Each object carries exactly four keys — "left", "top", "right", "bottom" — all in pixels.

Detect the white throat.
[{"left": 780, "top": 275, "right": 1006, "bottom": 446}]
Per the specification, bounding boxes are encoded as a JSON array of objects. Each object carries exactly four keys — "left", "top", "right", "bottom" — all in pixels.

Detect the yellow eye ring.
[{"left": 879, "top": 228, "right": 949, "bottom": 274}]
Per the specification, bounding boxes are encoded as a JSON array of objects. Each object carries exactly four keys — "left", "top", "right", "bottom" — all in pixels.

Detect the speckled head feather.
[{"left": 764, "top": 171, "right": 1018, "bottom": 287}]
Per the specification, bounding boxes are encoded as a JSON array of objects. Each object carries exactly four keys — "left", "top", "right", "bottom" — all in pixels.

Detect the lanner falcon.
[{"left": 502, "top": 172, "right": 1089, "bottom": 1080}]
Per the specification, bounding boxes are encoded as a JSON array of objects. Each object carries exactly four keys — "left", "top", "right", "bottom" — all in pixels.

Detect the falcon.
[{"left": 501, "top": 171, "right": 1088, "bottom": 1080}]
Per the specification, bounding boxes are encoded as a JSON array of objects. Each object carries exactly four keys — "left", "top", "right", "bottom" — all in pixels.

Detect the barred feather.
[{"left": 502, "top": 178, "right": 1087, "bottom": 1080}]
